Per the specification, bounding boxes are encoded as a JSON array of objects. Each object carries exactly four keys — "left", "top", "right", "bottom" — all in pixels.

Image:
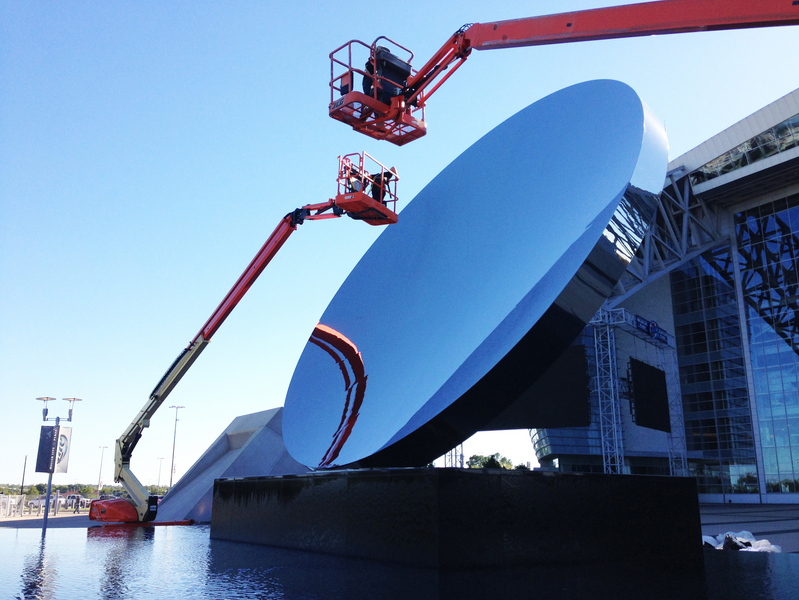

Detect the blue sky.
[{"left": 2, "top": 1, "right": 798, "bottom": 487}]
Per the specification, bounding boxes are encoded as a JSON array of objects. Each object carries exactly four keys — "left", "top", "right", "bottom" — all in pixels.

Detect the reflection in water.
[
  {"left": 19, "top": 538, "right": 53, "bottom": 600},
  {"left": 86, "top": 523, "right": 156, "bottom": 540},
  {"left": 4, "top": 526, "right": 799, "bottom": 599},
  {"left": 87, "top": 525, "right": 156, "bottom": 599},
  {"left": 703, "top": 550, "right": 799, "bottom": 600},
  {"left": 311, "top": 324, "right": 368, "bottom": 468},
  {"left": 207, "top": 536, "right": 436, "bottom": 600}
]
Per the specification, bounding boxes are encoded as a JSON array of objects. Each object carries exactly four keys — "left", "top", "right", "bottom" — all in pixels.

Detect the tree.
[
  {"left": 467, "top": 453, "right": 513, "bottom": 469},
  {"left": 514, "top": 463, "right": 530, "bottom": 470}
]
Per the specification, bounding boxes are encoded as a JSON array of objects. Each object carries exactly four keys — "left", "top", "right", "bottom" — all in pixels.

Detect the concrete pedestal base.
[{"left": 211, "top": 468, "right": 701, "bottom": 569}]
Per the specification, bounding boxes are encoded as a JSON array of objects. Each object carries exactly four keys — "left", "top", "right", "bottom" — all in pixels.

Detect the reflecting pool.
[{"left": 2, "top": 525, "right": 799, "bottom": 599}]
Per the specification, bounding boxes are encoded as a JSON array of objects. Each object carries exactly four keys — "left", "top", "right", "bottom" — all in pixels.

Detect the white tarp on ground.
[{"left": 703, "top": 530, "right": 782, "bottom": 553}]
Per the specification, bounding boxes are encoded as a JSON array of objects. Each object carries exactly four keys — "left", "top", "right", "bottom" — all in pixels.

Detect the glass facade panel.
[
  {"left": 690, "top": 113, "right": 799, "bottom": 185},
  {"left": 735, "top": 192, "right": 799, "bottom": 493},
  {"left": 777, "top": 446, "right": 793, "bottom": 473},
  {"left": 729, "top": 462, "right": 758, "bottom": 493},
  {"left": 671, "top": 246, "right": 757, "bottom": 494}
]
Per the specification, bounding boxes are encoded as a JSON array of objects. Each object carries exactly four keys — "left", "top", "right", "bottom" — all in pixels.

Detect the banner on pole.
[
  {"left": 35, "top": 426, "right": 72, "bottom": 474},
  {"left": 35, "top": 426, "right": 57, "bottom": 473},
  {"left": 55, "top": 427, "right": 72, "bottom": 473}
]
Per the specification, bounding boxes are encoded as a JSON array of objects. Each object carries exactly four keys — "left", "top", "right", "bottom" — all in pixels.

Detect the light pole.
[
  {"left": 20, "top": 455, "right": 27, "bottom": 497},
  {"left": 168, "top": 405, "right": 184, "bottom": 489},
  {"left": 97, "top": 446, "right": 107, "bottom": 496},
  {"left": 157, "top": 457, "right": 165, "bottom": 493},
  {"left": 35, "top": 397, "right": 81, "bottom": 534}
]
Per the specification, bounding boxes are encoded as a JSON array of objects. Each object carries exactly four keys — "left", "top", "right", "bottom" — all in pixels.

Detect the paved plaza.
[{"left": 0, "top": 511, "right": 91, "bottom": 529}]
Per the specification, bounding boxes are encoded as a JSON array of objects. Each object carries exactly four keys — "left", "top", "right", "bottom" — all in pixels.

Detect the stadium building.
[{"left": 531, "top": 87, "right": 799, "bottom": 503}]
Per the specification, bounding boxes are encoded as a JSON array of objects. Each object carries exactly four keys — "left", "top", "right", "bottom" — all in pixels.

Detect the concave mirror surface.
[{"left": 283, "top": 79, "right": 667, "bottom": 468}]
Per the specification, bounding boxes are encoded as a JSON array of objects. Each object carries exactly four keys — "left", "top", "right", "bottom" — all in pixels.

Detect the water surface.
[{"left": 2, "top": 525, "right": 799, "bottom": 599}]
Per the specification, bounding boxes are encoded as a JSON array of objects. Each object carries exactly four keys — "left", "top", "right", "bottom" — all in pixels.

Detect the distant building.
[{"left": 532, "top": 87, "right": 799, "bottom": 504}]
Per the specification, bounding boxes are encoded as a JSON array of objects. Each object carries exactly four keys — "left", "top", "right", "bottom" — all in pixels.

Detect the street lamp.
[
  {"left": 35, "top": 396, "right": 81, "bottom": 534},
  {"left": 97, "top": 446, "right": 108, "bottom": 496},
  {"left": 168, "top": 405, "right": 185, "bottom": 489},
  {"left": 156, "top": 457, "right": 165, "bottom": 493},
  {"left": 36, "top": 396, "right": 55, "bottom": 421},
  {"left": 63, "top": 397, "right": 81, "bottom": 422}
]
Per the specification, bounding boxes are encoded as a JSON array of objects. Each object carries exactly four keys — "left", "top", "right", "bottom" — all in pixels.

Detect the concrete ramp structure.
[{"left": 156, "top": 408, "right": 308, "bottom": 523}]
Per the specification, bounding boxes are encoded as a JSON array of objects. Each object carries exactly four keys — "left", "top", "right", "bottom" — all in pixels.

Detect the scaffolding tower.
[
  {"left": 444, "top": 444, "right": 464, "bottom": 468},
  {"left": 590, "top": 308, "right": 688, "bottom": 477},
  {"left": 592, "top": 313, "right": 625, "bottom": 474}
]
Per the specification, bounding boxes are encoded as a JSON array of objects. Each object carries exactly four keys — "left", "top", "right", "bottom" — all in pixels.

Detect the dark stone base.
[{"left": 211, "top": 468, "right": 702, "bottom": 569}]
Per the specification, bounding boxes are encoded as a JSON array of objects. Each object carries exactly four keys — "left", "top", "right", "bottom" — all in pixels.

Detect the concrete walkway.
[
  {"left": 0, "top": 512, "right": 92, "bottom": 529},
  {"left": 700, "top": 503, "right": 799, "bottom": 553}
]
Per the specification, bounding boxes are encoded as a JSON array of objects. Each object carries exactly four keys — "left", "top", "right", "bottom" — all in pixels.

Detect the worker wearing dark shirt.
[{"left": 370, "top": 168, "right": 397, "bottom": 204}]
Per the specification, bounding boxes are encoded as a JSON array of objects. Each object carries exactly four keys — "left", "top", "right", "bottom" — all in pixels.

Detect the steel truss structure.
[
  {"left": 732, "top": 213, "right": 799, "bottom": 354},
  {"left": 609, "top": 170, "right": 723, "bottom": 308},
  {"left": 590, "top": 308, "right": 688, "bottom": 476}
]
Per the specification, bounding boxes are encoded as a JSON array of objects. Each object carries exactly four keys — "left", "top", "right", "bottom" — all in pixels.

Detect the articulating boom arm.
[
  {"left": 111, "top": 207, "right": 305, "bottom": 521},
  {"left": 103, "top": 153, "right": 399, "bottom": 522},
  {"left": 329, "top": 0, "right": 799, "bottom": 145}
]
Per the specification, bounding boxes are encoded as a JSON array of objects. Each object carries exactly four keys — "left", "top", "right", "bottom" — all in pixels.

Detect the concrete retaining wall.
[{"left": 211, "top": 468, "right": 702, "bottom": 569}]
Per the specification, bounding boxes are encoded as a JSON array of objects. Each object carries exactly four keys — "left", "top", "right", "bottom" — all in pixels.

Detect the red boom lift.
[
  {"left": 89, "top": 153, "right": 399, "bottom": 523},
  {"left": 329, "top": 0, "right": 799, "bottom": 146}
]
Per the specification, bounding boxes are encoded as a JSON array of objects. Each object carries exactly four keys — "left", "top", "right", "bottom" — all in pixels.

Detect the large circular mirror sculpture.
[{"left": 284, "top": 80, "right": 668, "bottom": 469}]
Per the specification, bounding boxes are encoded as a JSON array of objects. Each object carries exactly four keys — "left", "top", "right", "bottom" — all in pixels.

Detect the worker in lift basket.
[
  {"left": 347, "top": 166, "right": 364, "bottom": 193},
  {"left": 370, "top": 167, "right": 398, "bottom": 205}
]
